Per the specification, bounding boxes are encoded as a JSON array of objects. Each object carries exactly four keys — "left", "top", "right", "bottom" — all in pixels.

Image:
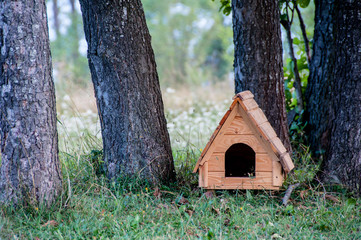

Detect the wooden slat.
[
  {"left": 247, "top": 108, "right": 268, "bottom": 126},
  {"left": 229, "top": 98, "right": 238, "bottom": 110},
  {"left": 208, "top": 171, "right": 224, "bottom": 187},
  {"left": 272, "top": 160, "right": 283, "bottom": 186},
  {"left": 256, "top": 154, "right": 273, "bottom": 172},
  {"left": 214, "top": 134, "right": 266, "bottom": 153},
  {"left": 204, "top": 185, "right": 280, "bottom": 190},
  {"left": 224, "top": 172, "right": 273, "bottom": 186},
  {"left": 269, "top": 137, "right": 287, "bottom": 156},
  {"left": 199, "top": 166, "right": 204, "bottom": 187},
  {"left": 235, "top": 91, "right": 254, "bottom": 101},
  {"left": 198, "top": 162, "right": 209, "bottom": 187},
  {"left": 207, "top": 172, "right": 275, "bottom": 189},
  {"left": 280, "top": 153, "right": 295, "bottom": 173},
  {"left": 258, "top": 121, "right": 277, "bottom": 140},
  {"left": 224, "top": 117, "right": 253, "bottom": 135},
  {"left": 238, "top": 98, "right": 259, "bottom": 111},
  {"left": 208, "top": 154, "right": 224, "bottom": 172}
]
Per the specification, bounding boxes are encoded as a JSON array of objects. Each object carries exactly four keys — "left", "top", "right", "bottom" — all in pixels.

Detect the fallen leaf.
[
  {"left": 157, "top": 203, "right": 169, "bottom": 210},
  {"left": 224, "top": 218, "right": 230, "bottom": 226},
  {"left": 224, "top": 207, "right": 231, "bottom": 215},
  {"left": 41, "top": 220, "right": 58, "bottom": 227},
  {"left": 300, "top": 190, "right": 308, "bottom": 199},
  {"left": 204, "top": 191, "right": 214, "bottom": 199},
  {"left": 271, "top": 233, "right": 283, "bottom": 239},
  {"left": 212, "top": 207, "right": 220, "bottom": 215},
  {"left": 185, "top": 209, "right": 194, "bottom": 216},
  {"left": 178, "top": 196, "right": 189, "bottom": 205},
  {"left": 153, "top": 187, "right": 161, "bottom": 198},
  {"left": 325, "top": 194, "right": 340, "bottom": 203}
]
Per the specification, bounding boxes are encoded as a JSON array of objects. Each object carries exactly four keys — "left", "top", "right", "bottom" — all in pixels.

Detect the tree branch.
[
  {"left": 282, "top": 183, "right": 300, "bottom": 206},
  {"left": 295, "top": 5, "right": 311, "bottom": 64},
  {"left": 281, "top": 19, "right": 304, "bottom": 112}
]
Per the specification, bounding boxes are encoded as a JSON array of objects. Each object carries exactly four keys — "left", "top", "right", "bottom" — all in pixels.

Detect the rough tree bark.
[
  {"left": 79, "top": 0, "right": 175, "bottom": 182},
  {"left": 306, "top": 0, "right": 361, "bottom": 191},
  {"left": 232, "top": 0, "right": 291, "bottom": 152},
  {"left": 0, "top": 0, "right": 62, "bottom": 206}
]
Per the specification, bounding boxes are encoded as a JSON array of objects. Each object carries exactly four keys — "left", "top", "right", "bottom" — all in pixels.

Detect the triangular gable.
[{"left": 193, "top": 91, "right": 294, "bottom": 173}]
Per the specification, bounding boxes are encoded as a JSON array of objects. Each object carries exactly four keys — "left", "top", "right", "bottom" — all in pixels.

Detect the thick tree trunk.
[
  {"left": 306, "top": 0, "right": 361, "bottom": 192},
  {"left": 0, "top": 0, "right": 62, "bottom": 206},
  {"left": 232, "top": 0, "right": 291, "bottom": 152},
  {"left": 79, "top": 0, "right": 175, "bottom": 183}
]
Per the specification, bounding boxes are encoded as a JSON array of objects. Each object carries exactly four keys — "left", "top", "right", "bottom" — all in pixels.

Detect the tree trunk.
[
  {"left": 232, "top": 0, "right": 291, "bottom": 152},
  {"left": 69, "top": 0, "right": 79, "bottom": 61},
  {"left": 52, "top": 0, "right": 60, "bottom": 38},
  {"left": 306, "top": 0, "right": 361, "bottom": 192},
  {"left": 79, "top": 0, "right": 175, "bottom": 183},
  {"left": 0, "top": 0, "right": 62, "bottom": 206}
]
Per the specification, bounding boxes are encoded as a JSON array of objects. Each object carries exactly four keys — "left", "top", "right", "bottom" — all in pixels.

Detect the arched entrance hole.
[{"left": 225, "top": 143, "right": 255, "bottom": 177}]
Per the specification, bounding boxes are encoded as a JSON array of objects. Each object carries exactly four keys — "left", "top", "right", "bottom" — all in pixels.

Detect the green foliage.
[
  {"left": 87, "top": 149, "right": 104, "bottom": 177},
  {"left": 212, "top": 0, "right": 231, "bottom": 15},
  {"left": 173, "top": 147, "right": 200, "bottom": 191},
  {"left": 143, "top": 0, "right": 233, "bottom": 86},
  {"left": 283, "top": 38, "right": 310, "bottom": 112},
  {"left": 280, "top": 0, "right": 315, "bottom": 113},
  {"left": 279, "top": 0, "right": 310, "bottom": 8},
  {"left": 298, "top": 0, "right": 311, "bottom": 8},
  {"left": 50, "top": 8, "right": 91, "bottom": 90}
]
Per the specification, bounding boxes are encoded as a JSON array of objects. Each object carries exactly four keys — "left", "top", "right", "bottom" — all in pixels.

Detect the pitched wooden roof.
[{"left": 193, "top": 91, "right": 294, "bottom": 173}]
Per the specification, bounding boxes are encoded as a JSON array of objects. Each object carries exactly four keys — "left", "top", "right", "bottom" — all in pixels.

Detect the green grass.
[
  {"left": 1, "top": 182, "right": 360, "bottom": 239},
  {"left": 1, "top": 103, "right": 360, "bottom": 239},
  {"left": 1, "top": 145, "right": 361, "bottom": 239}
]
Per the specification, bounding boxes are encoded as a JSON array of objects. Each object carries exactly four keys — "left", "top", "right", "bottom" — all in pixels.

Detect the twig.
[
  {"left": 63, "top": 163, "right": 72, "bottom": 208},
  {"left": 295, "top": 5, "right": 311, "bottom": 64},
  {"left": 92, "top": 183, "right": 117, "bottom": 200},
  {"left": 282, "top": 183, "right": 300, "bottom": 206},
  {"left": 280, "top": 9, "right": 304, "bottom": 112}
]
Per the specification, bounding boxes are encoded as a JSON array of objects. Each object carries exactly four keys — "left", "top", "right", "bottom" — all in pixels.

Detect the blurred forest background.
[{"left": 48, "top": 0, "right": 314, "bottom": 151}]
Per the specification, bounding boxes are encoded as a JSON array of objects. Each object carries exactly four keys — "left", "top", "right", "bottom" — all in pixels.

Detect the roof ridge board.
[{"left": 234, "top": 90, "right": 254, "bottom": 101}]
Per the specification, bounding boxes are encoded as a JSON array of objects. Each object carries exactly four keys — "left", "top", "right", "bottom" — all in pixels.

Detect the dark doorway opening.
[{"left": 225, "top": 143, "right": 255, "bottom": 177}]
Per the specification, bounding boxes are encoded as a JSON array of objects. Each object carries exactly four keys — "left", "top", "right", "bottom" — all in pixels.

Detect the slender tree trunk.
[
  {"left": 79, "top": 0, "right": 175, "bottom": 183},
  {"left": 69, "top": 0, "right": 79, "bottom": 61},
  {"left": 53, "top": 0, "right": 60, "bottom": 38},
  {"left": 306, "top": 0, "right": 361, "bottom": 192},
  {"left": 0, "top": 0, "right": 62, "bottom": 206},
  {"left": 232, "top": 0, "right": 291, "bottom": 152}
]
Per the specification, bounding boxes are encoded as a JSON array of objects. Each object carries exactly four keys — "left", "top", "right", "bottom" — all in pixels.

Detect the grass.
[
  {"left": 1, "top": 84, "right": 361, "bottom": 239},
  {"left": 1, "top": 143, "right": 361, "bottom": 239},
  {"left": 1, "top": 183, "right": 360, "bottom": 239}
]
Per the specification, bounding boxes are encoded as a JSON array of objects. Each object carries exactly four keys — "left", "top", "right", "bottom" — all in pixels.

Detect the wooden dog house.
[{"left": 193, "top": 91, "right": 294, "bottom": 190}]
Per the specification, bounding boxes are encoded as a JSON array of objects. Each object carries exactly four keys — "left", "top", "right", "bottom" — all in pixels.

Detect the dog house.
[{"left": 193, "top": 91, "right": 294, "bottom": 190}]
